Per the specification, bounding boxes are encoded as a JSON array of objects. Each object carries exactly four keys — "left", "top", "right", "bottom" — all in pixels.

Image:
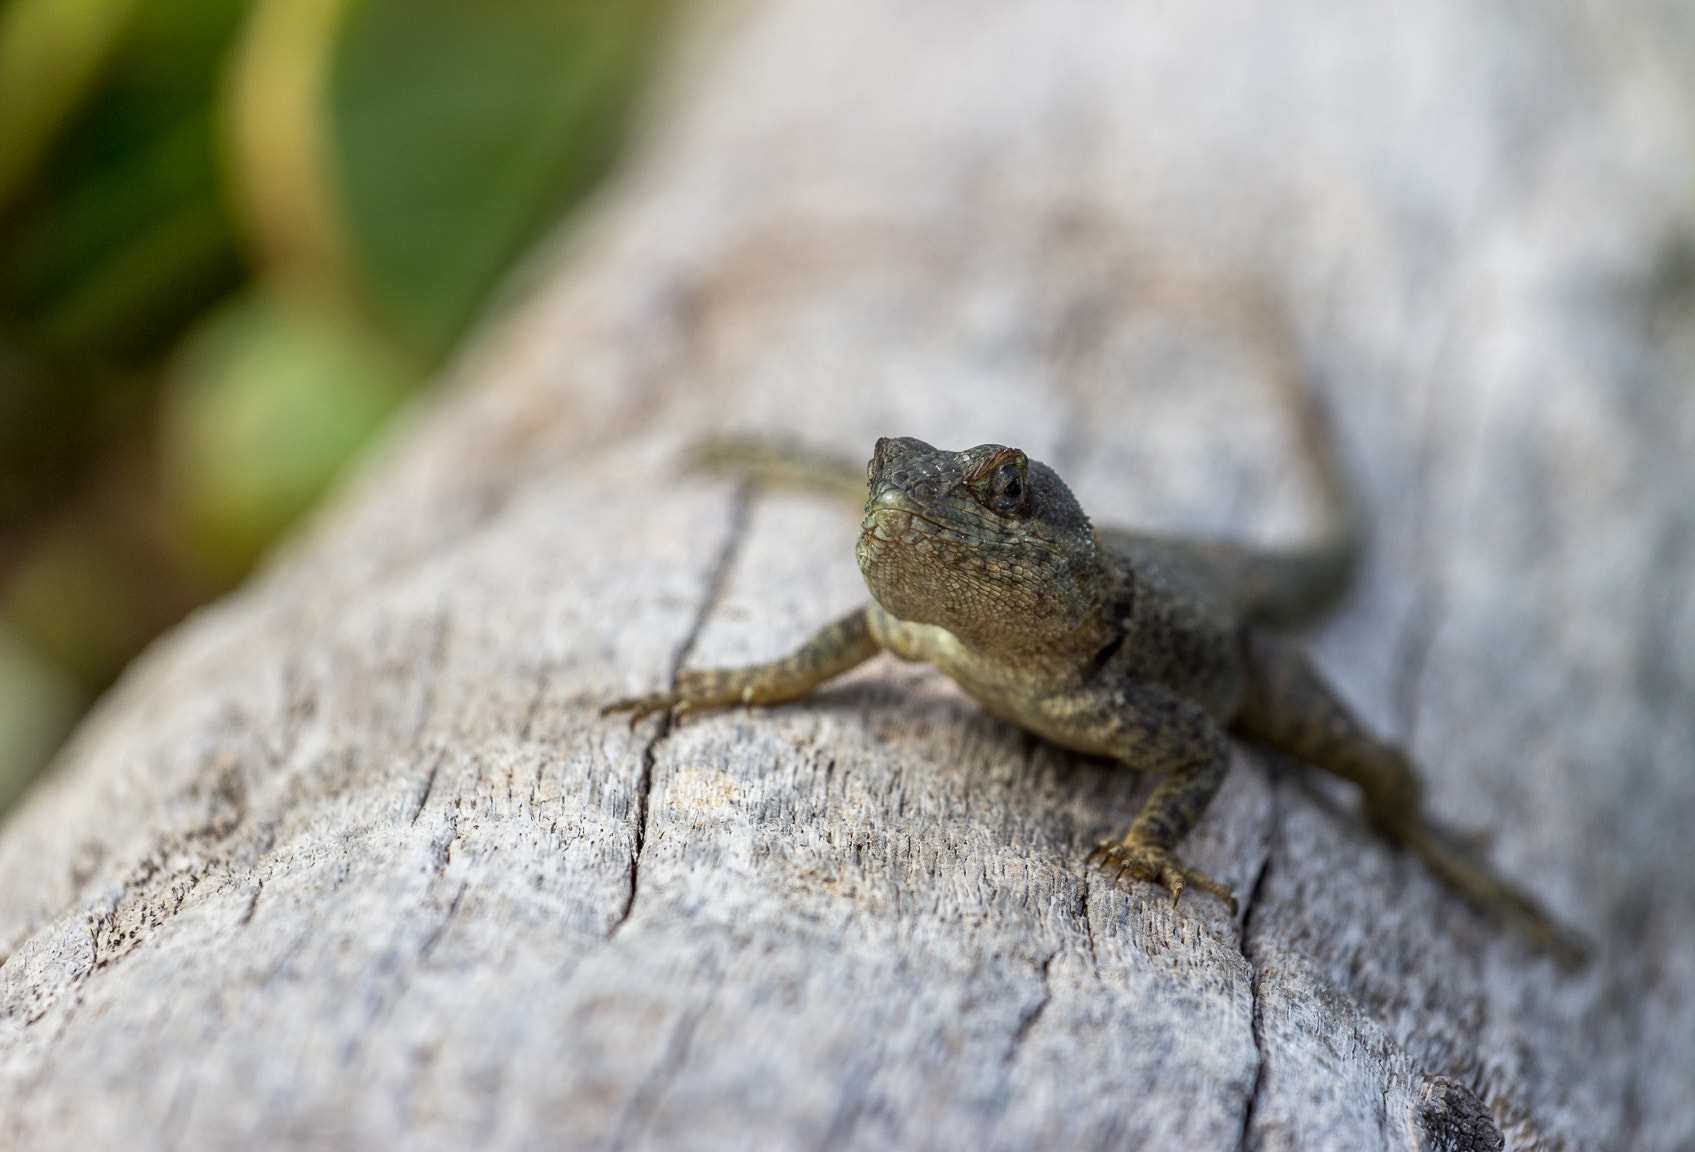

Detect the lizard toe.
[
  {"left": 1161, "top": 864, "right": 1187, "bottom": 906},
  {"left": 601, "top": 693, "right": 680, "bottom": 727},
  {"left": 1090, "top": 839, "right": 1235, "bottom": 914}
]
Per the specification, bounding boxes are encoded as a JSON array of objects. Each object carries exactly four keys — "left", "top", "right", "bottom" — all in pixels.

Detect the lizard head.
[{"left": 855, "top": 436, "right": 1098, "bottom": 649}]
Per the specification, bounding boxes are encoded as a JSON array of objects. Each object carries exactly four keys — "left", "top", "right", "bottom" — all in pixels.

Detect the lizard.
[{"left": 605, "top": 412, "right": 1577, "bottom": 956}]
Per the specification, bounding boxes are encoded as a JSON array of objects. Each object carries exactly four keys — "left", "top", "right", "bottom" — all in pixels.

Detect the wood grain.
[{"left": 3, "top": 0, "right": 1695, "bottom": 1148}]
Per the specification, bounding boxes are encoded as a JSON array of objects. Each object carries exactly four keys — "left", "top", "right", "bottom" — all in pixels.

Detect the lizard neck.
[{"left": 920, "top": 552, "right": 1110, "bottom": 663}]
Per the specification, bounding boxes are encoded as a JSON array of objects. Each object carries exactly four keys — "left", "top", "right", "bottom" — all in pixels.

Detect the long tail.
[
  {"left": 1132, "top": 270, "right": 1363, "bottom": 627},
  {"left": 1240, "top": 351, "right": 1362, "bottom": 626},
  {"left": 684, "top": 438, "right": 867, "bottom": 503}
]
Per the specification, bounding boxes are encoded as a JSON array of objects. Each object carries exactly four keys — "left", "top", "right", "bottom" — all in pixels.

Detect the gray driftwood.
[{"left": 4, "top": 0, "right": 1695, "bottom": 1148}]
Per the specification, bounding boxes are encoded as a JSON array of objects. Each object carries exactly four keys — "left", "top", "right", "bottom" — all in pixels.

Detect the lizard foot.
[
  {"left": 602, "top": 670, "right": 755, "bottom": 728},
  {"left": 1088, "top": 838, "right": 1239, "bottom": 915},
  {"left": 600, "top": 691, "right": 686, "bottom": 728}
]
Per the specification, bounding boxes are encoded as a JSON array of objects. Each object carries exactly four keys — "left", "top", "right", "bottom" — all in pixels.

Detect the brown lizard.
[{"left": 606, "top": 421, "right": 1577, "bottom": 956}]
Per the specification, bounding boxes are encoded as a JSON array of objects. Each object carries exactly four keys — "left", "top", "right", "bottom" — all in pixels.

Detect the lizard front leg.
[
  {"left": 1091, "top": 752, "right": 1237, "bottom": 914},
  {"left": 604, "top": 607, "right": 881, "bottom": 725},
  {"left": 1062, "top": 684, "right": 1239, "bottom": 913}
]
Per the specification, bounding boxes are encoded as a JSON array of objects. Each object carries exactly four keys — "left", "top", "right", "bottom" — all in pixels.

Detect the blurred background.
[{"left": 0, "top": 0, "right": 673, "bottom": 814}]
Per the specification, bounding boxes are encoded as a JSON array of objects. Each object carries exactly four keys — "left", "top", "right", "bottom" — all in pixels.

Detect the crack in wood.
[
  {"left": 411, "top": 606, "right": 454, "bottom": 745},
  {"left": 418, "top": 882, "right": 468, "bottom": 962},
  {"left": 614, "top": 723, "right": 667, "bottom": 939},
  {"left": 1004, "top": 950, "right": 1057, "bottom": 1066},
  {"left": 410, "top": 749, "right": 446, "bottom": 826},
  {"left": 238, "top": 880, "right": 263, "bottom": 928},
  {"left": 429, "top": 808, "right": 459, "bottom": 874},
  {"left": 1234, "top": 768, "right": 1280, "bottom": 1152},
  {"left": 1076, "top": 875, "right": 1098, "bottom": 973},
  {"left": 606, "top": 975, "right": 723, "bottom": 1151},
  {"left": 610, "top": 486, "right": 755, "bottom": 940}
]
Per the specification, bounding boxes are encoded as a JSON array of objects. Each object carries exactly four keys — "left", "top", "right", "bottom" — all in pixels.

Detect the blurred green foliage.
[
  {"left": 336, "top": 0, "right": 665, "bottom": 358},
  {"left": 160, "top": 289, "right": 413, "bottom": 579},
  {"left": 1, "top": 0, "right": 247, "bottom": 361},
  {"left": 0, "top": 620, "right": 80, "bottom": 813},
  {"left": 0, "top": 0, "right": 672, "bottom": 813}
]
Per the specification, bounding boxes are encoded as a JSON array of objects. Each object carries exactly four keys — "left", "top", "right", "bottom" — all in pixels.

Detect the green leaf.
[
  {"left": 0, "top": 0, "right": 143, "bottom": 212},
  {"left": 0, "top": 0, "right": 251, "bottom": 361},
  {"left": 329, "top": 0, "right": 670, "bottom": 358},
  {"left": 0, "top": 514, "right": 146, "bottom": 685},
  {"left": 158, "top": 289, "right": 416, "bottom": 579},
  {"left": 0, "top": 619, "right": 82, "bottom": 812}
]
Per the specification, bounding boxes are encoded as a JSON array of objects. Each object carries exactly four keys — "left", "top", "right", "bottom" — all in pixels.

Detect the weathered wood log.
[{"left": 4, "top": 0, "right": 1695, "bottom": 1148}]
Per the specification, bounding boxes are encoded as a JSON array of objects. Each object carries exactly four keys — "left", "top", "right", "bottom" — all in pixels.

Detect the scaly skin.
[{"left": 607, "top": 434, "right": 1580, "bottom": 956}]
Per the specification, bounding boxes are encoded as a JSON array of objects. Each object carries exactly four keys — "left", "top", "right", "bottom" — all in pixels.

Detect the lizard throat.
[{"left": 855, "top": 508, "right": 1094, "bottom": 646}]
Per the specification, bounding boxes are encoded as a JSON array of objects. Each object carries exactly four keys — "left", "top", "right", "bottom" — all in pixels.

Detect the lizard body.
[{"left": 609, "top": 430, "right": 1573, "bottom": 952}]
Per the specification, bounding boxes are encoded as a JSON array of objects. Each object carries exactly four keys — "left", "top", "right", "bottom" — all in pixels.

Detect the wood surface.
[{"left": 4, "top": 0, "right": 1695, "bottom": 1148}]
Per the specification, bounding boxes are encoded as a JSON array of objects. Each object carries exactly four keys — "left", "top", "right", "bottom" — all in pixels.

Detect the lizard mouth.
[
  {"left": 860, "top": 486, "right": 939, "bottom": 537},
  {"left": 861, "top": 505, "right": 936, "bottom": 534},
  {"left": 858, "top": 494, "right": 1045, "bottom": 563}
]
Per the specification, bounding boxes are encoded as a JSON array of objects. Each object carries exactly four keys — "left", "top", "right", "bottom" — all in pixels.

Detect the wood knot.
[{"left": 1413, "top": 1077, "right": 1503, "bottom": 1152}]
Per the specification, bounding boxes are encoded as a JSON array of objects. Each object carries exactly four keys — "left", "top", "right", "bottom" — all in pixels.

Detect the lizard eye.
[
  {"left": 990, "top": 460, "right": 1028, "bottom": 514},
  {"left": 962, "top": 445, "right": 1030, "bottom": 514}
]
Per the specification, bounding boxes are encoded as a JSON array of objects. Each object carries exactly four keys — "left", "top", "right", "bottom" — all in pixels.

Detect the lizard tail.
[
  {"left": 1239, "top": 356, "right": 1364, "bottom": 627},
  {"left": 1131, "top": 268, "right": 1364, "bottom": 627},
  {"left": 683, "top": 437, "right": 867, "bottom": 503}
]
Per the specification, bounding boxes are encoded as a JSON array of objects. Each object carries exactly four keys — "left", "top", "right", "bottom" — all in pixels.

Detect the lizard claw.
[
  {"left": 1089, "top": 838, "right": 1238, "bottom": 916},
  {"left": 602, "top": 673, "right": 742, "bottom": 729},
  {"left": 601, "top": 692, "right": 683, "bottom": 728}
]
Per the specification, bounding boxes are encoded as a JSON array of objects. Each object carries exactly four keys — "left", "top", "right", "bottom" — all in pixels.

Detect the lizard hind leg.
[
  {"left": 1233, "top": 628, "right": 1424, "bottom": 836},
  {"left": 1233, "top": 628, "right": 1583, "bottom": 958}
]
